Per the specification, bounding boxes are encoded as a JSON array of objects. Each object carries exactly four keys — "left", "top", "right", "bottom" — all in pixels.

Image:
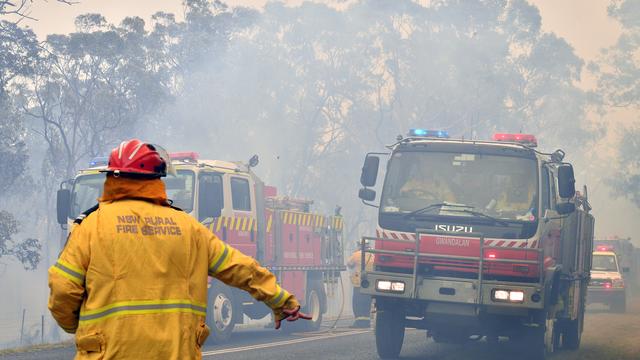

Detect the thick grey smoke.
[{"left": 0, "top": 0, "right": 638, "bottom": 350}]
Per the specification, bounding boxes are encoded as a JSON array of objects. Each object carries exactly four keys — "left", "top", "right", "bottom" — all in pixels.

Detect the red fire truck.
[
  {"left": 357, "top": 130, "right": 594, "bottom": 359},
  {"left": 56, "top": 152, "right": 345, "bottom": 343}
]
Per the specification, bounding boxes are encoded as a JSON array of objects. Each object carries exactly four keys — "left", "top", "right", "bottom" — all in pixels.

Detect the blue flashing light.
[
  {"left": 89, "top": 156, "right": 109, "bottom": 167},
  {"left": 408, "top": 129, "right": 450, "bottom": 138}
]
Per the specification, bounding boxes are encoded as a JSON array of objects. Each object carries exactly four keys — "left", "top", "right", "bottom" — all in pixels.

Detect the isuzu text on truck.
[
  {"left": 56, "top": 152, "right": 345, "bottom": 342},
  {"left": 357, "top": 130, "right": 594, "bottom": 359}
]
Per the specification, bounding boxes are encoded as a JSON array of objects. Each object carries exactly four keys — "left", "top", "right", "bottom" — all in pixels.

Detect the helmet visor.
[{"left": 152, "top": 144, "right": 177, "bottom": 177}]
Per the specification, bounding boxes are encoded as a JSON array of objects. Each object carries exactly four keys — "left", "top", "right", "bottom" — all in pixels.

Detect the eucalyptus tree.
[{"left": 595, "top": 0, "right": 640, "bottom": 207}]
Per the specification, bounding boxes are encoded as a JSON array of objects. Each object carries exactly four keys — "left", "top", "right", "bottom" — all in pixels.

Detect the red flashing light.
[
  {"left": 596, "top": 245, "right": 614, "bottom": 252},
  {"left": 169, "top": 152, "right": 199, "bottom": 162},
  {"left": 604, "top": 282, "right": 612, "bottom": 289},
  {"left": 492, "top": 133, "right": 538, "bottom": 147},
  {"left": 487, "top": 252, "right": 497, "bottom": 259}
]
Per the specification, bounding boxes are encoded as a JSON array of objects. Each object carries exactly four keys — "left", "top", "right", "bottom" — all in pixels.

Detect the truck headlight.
[
  {"left": 494, "top": 290, "right": 509, "bottom": 301},
  {"left": 376, "top": 280, "right": 405, "bottom": 293},
  {"left": 492, "top": 289, "right": 525, "bottom": 303},
  {"left": 377, "top": 280, "right": 391, "bottom": 291},
  {"left": 509, "top": 291, "right": 524, "bottom": 302},
  {"left": 391, "top": 282, "right": 405, "bottom": 292}
]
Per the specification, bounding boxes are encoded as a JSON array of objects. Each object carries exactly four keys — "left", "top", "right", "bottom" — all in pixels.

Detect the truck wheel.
[
  {"left": 301, "top": 280, "right": 325, "bottom": 331},
  {"left": 514, "top": 320, "right": 555, "bottom": 360},
  {"left": 206, "top": 282, "right": 236, "bottom": 343},
  {"left": 517, "top": 327, "right": 546, "bottom": 360},
  {"left": 561, "top": 305, "right": 584, "bottom": 350},
  {"left": 375, "top": 302, "right": 405, "bottom": 359},
  {"left": 283, "top": 280, "right": 325, "bottom": 333},
  {"left": 610, "top": 295, "right": 626, "bottom": 313}
]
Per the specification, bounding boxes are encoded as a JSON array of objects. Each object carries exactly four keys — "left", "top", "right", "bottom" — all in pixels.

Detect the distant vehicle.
[
  {"left": 357, "top": 130, "right": 594, "bottom": 359},
  {"left": 56, "top": 152, "right": 345, "bottom": 343},
  {"left": 594, "top": 237, "right": 637, "bottom": 290},
  {"left": 588, "top": 247, "right": 627, "bottom": 312}
]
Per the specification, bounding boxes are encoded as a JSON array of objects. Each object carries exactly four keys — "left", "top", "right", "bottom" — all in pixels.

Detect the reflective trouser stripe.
[
  {"left": 355, "top": 316, "right": 370, "bottom": 320},
  {"left": 265, "top": 286, "right": 289, "bottom": 308},
  {"left": 79, "top": 300, "right": 207, "bottom": 324},
  {"left": 209, "top": 244, "right": 230, "bottom": 276},
  {"left": 51, "top": 260, "right": 85, "bottom": 285}
]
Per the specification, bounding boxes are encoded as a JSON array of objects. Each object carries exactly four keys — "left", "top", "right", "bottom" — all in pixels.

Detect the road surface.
[{"left": 2, "top": 300, "right": 639, "bottom": 360}]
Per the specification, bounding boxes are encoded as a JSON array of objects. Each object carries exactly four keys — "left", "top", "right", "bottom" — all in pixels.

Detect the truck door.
[
  {"left": 198, "top": 172, "right": 224, "bottom": 236},
  {"left": 540, "top": 166, "right": 562, "bottom": 269},
  {"left": 229, "top": 176, "right": 257, "bottom": 257}
]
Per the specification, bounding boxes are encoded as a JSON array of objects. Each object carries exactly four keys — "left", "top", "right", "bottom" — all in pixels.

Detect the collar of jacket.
[{"left": 99, "top": 175, "right": 169, "bottom": 206}]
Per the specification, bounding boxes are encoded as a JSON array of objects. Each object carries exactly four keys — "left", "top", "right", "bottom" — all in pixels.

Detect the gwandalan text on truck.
[
  {"left": 357, "top": 129, "right": 594, "bottom": 360},
  {"left": 56, "top": 152, "right": 346, "bottom": 343}
]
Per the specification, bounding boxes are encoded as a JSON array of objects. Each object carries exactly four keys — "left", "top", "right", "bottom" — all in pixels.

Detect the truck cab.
[{"left": 588, "top": 248, "right": 626, "bottom": 312}]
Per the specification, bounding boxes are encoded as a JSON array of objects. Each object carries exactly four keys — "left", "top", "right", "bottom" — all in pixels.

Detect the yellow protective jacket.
[{"left": 48, "top": 177, "right": 298, "bottom": 360}]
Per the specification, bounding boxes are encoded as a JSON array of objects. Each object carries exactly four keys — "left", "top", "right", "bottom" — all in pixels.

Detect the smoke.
[{"left": 1, "top": 0, "right": 639, "bottom": 349}]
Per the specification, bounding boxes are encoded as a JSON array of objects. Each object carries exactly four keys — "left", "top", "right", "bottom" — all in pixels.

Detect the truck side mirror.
[
  {"left": 555, "top": 202, "right": 575, "bottom": 215},
  {"left": 56, "top": 189, "right": 71, "bottom": 225},
  {"left": 557, "top": 164, "right": 576, "bottom": 199},
  {"left": 360, "top": 156, "right": 380, "bottom": 187},
  {"left": 358, "top": 188, "right": 376, "bottom": 202}
]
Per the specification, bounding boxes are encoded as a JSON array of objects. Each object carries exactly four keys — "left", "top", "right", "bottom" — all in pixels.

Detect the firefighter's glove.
[{"left": 274, "top": 306, "right": 312, "bottom": 330}]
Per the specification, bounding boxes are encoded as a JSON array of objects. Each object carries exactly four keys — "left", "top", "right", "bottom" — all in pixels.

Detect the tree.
[
  {"left": 0, "top": 8, "right": 42, "bottom": 271},
  {"left": 595, "top": 0, "right": 640, "bottom": 108},
  {"left": 22, "top": 14, "right": 173, "bottom": 181},
  {"left": 595, "top": 0, "right": 640, "bottom": 207},
  {"left": 0, "top": 211, "right": 41, "bottom": 271}
]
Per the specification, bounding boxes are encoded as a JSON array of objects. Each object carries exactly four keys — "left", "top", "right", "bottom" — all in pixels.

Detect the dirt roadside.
[{"left": 552, "top": 296, "right": 640, "bottom": 360}]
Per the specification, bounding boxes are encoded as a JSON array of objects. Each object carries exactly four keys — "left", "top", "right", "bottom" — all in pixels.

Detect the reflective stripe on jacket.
[{"left": 48, "top": 198, "right": 298, "bottom": 360}]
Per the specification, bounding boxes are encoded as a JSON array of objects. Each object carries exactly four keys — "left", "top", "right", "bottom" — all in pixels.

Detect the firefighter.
[
  {"left": 400, "top": 166, "right": 457, "bottom": 204},
  {"left": 492, "top": 173, "right": 536, "bottom": 216},
  {"left": 346, "top": 240, "right": 374, "bottom": 328},
  {"left": 48, "top": 139, "right": 310, "bottom": 360}
]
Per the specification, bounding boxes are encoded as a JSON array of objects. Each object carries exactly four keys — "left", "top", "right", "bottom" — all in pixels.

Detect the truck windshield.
[
  {"left": 71, "top": 173, "right": 105, "bottom": 218},
  {"left": 380, "top": 151, "right": 538, "bottom": 221},
  {"left": 592, "top": 254, "right": 619, "bottom": 272},
  {"left": 71, "top": 170, "right": 196, "bottom": 218}
]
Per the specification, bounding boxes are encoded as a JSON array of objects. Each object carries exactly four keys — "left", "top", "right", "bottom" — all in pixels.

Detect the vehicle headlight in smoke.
[
  {"left": 376, "top": 280, "right": 405, "bottom": 293},
  {"left": 492, "top": 289, "right": 525, "bottom": 303},
  {"left": 493, "top": 290, "right": 509, "bottom": 301},
  {"left": 509, "top": 291, "right": 525, "bottom": 302}
]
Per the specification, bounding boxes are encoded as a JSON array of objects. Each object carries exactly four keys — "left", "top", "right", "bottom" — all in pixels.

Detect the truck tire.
[
  {"left": 206, "top": 282, "right": 236, "bottom": 343},
  {"left": 300, "top": 280, "right": 325, "bottom": 331},
  {"left": 283, "top": 280, "right": 325, "bottom": 333},
  {"left": 561, "top": 305, "right": 584, "bottom": 350},
  {"left": 513, "top": 318, "right": 556, "bottom": 360},
  {"left": 375, "top": 302, "right": 405, "bottom": 359}
]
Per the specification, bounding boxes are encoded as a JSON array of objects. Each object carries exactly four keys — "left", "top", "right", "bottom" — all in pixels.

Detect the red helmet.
[{"left": 102, "top": 139, "right": 168, "bottom": 178}]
